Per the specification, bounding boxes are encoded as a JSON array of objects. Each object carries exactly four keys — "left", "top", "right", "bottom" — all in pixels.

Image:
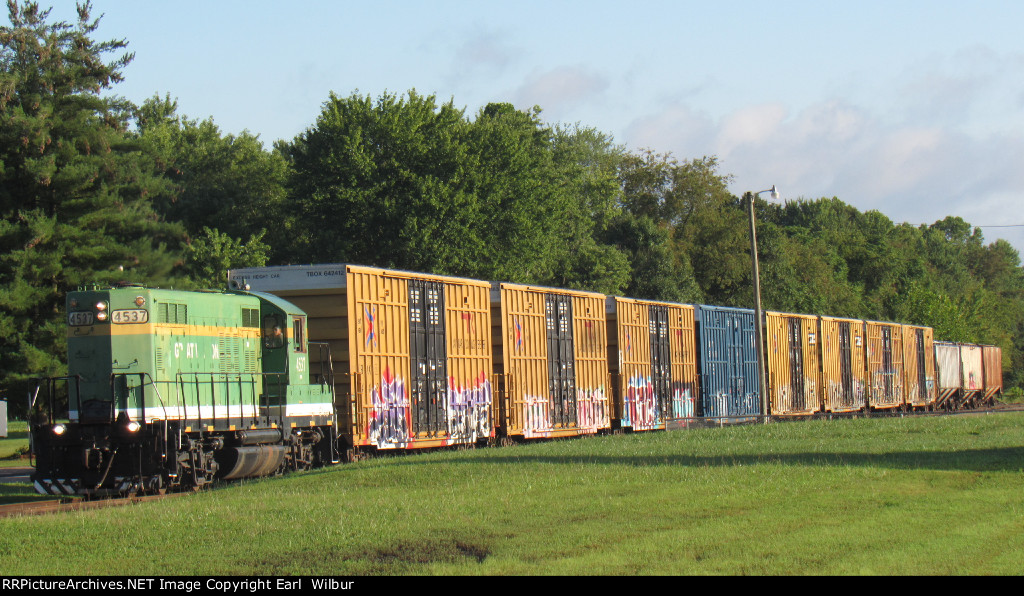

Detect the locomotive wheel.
[
  {"left": 179, "top": 446, "right": 217, "bottom": 491},
  {"left": 144, "top": 475, "right": 166, "bottom": 496}
]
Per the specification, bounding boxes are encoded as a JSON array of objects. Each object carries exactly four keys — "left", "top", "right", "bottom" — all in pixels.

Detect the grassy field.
[
  {"left": 2, "top": 412, "right": 1023, "bottom": 575},
  {"left": 0, "top": 420, "right": 29, "bottom": 467}
]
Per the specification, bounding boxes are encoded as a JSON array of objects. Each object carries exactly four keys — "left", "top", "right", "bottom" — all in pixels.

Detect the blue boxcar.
[{"left": 695, "top": 305, "right": 761, "bottom": 419}]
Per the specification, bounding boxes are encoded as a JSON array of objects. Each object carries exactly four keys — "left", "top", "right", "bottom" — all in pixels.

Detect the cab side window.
[
  {"left": 263, "top": 315, "right": 285, "bottom": 349},
  {"left": 292, "top": 316, "right": 306, "bottom": 353}
]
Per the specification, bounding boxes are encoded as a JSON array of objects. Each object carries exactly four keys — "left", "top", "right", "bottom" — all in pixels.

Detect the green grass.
[
  {"left": 2, "top": 412, "right": 1024, "bottom": 575},
  {"left": 1002, "top": 387, "right": 1024, "bottom": 404},
  {"left": 0, "top": 420, "right": 49, "bottom": 504},
  {"left": 0, "top": 421, "right": 30, "bottom": 467}
]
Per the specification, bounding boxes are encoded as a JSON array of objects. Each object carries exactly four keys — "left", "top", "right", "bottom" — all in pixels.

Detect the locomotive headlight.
[
  {"left": 52, "top": 424, "right": 67, "bottom": 436},
  {"left": 115, "top": 411, "right": 142, "bottom": 438},
  {"left": 95, "top": 311, "right": 107, "bottom": 321},
  {"left": 134, "top": 296, "right": 145, "bottom": 307},
  {"left": 95, "top": 301, "right": 107, "bottom": 311}
]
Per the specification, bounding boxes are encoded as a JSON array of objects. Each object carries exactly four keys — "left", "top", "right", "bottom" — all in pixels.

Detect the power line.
[{"left": 913, "top": 224, "right": 1024, "bottom": 229}]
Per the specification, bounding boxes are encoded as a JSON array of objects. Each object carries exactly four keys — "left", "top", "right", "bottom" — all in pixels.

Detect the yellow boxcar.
[
  {"left": 492, "top": 283, "right": 610, "bottom": 439},
  {"left": 864, "top": 320, "right": 905, "bottom": 409},
  {"left": 229, "top": 264, "right": 494, "bottom": 452},
  {"left": 901, "top": 324, "right": 936, "bottom": 408},
  {"left": 764, "top": 312, "right": 822, "bottom": 416},
  {"left": 819, "top": 316, "right": 867, "bottom": 412},
  {"left": 606, "top": 297, "right": 698, "bottom": 431}
]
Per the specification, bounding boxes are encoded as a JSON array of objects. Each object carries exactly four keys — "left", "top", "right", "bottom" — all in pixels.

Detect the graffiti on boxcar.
[
  {"left": 906, "top": 381, "right": 922, "bottom": 404},
  {"left": 583, "top": 320, "right": 598, "bottom": 352},
  {"left": 742, "top": 392, "right": 760, "bottom": 415},
  {"left": 871, "top": 371, "right": 903, "bottom": 406},
  {"left": 707, "top": 391, "right": 760, "bottom": 417},
  {"left": 807, "top": 379, "right": 818, "bottom": 405},
  {"left": 707, "top": 392, "right": 729, "bottom": 417},
  {"left": 520, "top": 386, "right": 609, "bottom": 437},
  {"left": 774, "top": 385, "right": 789, "bottom": 411},
  {"left": 624, "top": 374, "right": 658, "bottom": 430},
  {"left": 576, "top": 386, "right": 609, "bottom": 432},
  {"left": 447, "top": 372, "right": 492, "bottom": 442},
  {"left": 367, "top": 367, "right": 410, "bottom": 447},
  {"left": 670, "top": 385, "right": 695, "bottom": 419},
  {"left": 825, "top": 379, "right": 866, "bottom": 410},
  {"left": 368, "top": 368, "right": 493, "bottom": 447},
  {"left": 460, "top": 312, "right": 476, "bottom": 335},
  {"left": 522, "top": 394, "right": 551, "bottom": 438},
  {"left": 363, "top": 305, "right": 378, "bottom": 349}
]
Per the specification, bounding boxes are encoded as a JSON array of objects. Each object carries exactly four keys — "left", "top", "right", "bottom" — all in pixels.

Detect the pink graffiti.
[
  {"left": 520, "top": 387, "right": 609, "bottom": 437},
  {"left": 576, "top": 386, "right": 609, "bottom": 432},
  {"left": 522, "top": 394, "right": 551, "bottom": 438},
  {"left": 624, "top": 375, "right": 658, "bottom": 430}
]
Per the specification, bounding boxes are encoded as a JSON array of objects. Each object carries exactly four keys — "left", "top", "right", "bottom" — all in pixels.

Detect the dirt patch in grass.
[
  {"left": 256, "top": 537, "right": 491, "bottom": 574},
  {"left": 357, "top": 539, "right": 491, "bottom": 565}
]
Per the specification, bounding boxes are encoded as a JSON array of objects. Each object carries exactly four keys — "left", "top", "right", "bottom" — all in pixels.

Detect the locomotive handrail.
[
  {"left": 27, "top": 375, "right": 81, "bottom": 426},
  {"left": 108, "top": 372, "right": 170, "bottom": 423},
  {"left": 308, "top": 341, "right": 335, "bottom": 389},
  {"left": 26, "top": 375, "right": 82, "bottom": 469},
  {"left": 28, "top": 383, "right": 42, "bottom": 426},
  {"left": 173, "top": 371, "right": 289, "bottom": 431}
]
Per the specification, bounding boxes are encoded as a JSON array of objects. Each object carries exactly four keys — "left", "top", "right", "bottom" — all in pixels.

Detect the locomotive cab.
[
  {"left": 255, "top": 294, "right": 310, "bottom": 394},
  {"left": 247, "top": 291, "right": 333, "bottom": 411}
]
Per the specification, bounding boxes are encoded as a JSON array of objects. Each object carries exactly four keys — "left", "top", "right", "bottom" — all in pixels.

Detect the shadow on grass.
[{"left": 355, "top": 444, "right": 1024, "bottom": 474}]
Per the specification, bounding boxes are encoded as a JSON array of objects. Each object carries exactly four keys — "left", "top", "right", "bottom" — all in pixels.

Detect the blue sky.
[{"left": 48, "top": 0, "right": 1024, "bottom": 254}]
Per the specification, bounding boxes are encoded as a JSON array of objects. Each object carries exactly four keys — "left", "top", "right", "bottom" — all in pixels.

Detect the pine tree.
[{"left": 0, "top": 1, "right": 183, "bottom": 402}]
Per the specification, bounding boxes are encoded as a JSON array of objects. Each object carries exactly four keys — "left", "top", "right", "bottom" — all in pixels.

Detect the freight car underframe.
[
  {"left": 29, "top": 374, "right": 337, "bottom": 497},
  {"left": 933, "top": 389, "right": 996, "bottom": 411}
]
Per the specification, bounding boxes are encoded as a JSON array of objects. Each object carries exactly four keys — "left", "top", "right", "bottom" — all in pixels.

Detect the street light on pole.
[{"left": 748, "top": 185, "right": 779, "bottom": 423}]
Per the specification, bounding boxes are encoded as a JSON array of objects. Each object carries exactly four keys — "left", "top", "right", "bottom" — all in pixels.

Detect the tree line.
[{"left": 2, "top": 1, "right": 1021, "bottom": 408}]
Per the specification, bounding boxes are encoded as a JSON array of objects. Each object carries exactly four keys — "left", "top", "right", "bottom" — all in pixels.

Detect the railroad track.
[
  {"left": 0, "top": 493, "right": 185, "bottom": 519},
  {"left": 989, "top": 402, "right": 1024, "bottom": 412}
]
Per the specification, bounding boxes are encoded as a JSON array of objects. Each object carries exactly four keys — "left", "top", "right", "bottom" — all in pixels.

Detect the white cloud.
[
  {"left": 624, "top": 96, "right": 1024, "bottom": 255},
  {"left": 716, "top": 103, "right": 787, "bottom": 156},
  {"left": 512, "top": 66, "right": 609, "bottom": 116},
  {"left": 624, "top": 104, "right": 716, "bottom": 155},
  {"left": 450, "top": 32, "right": 517, "bottom": 80}
]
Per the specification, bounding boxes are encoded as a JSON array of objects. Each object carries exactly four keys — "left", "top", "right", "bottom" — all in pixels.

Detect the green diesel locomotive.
[{"left": 30, "top": 284, "right": 337, "bottom": 495}]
